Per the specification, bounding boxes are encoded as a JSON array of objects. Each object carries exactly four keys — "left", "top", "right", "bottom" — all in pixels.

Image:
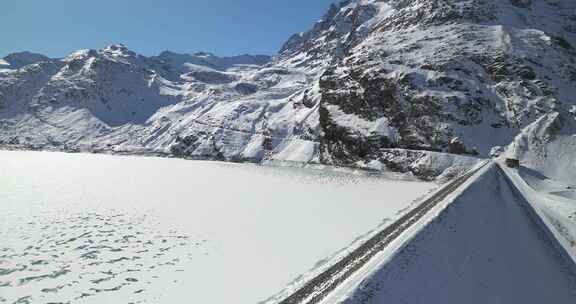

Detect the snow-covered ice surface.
[
  {"left": 0, "top": 150, "right": 435, "bottom": 304},
  {"left": 330, "top": 164, "right": 576, "bottom": 304}
]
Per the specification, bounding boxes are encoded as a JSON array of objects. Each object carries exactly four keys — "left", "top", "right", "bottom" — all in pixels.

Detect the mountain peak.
[
  {"left": 277, "top": 0, "right": 379, "bottom": 61},
  {"left": 2, "top": 51, "right": 51, "bottom": 69},
  {"left": 192, "top": 51, "right": 215, "bottom": 58},
  {"left": 103, "top": 44, "right": 137, "bottom": 58},
  {"left": 155, "top": 50, "right": 271, "bottom": 73},
  {"left": 104, "top": 43, "right": 129, "bottom": 51}
]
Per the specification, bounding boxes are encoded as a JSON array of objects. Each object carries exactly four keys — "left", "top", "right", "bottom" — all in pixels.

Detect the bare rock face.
[
  {"left": 510, "top": 0, "right": 532, "bottom": 8},
  {"left": 296, "top": 0, "right": 576, "bottom": 166},
  {"left": 0, "top": 92, "right": 6, "bottom": 109}
]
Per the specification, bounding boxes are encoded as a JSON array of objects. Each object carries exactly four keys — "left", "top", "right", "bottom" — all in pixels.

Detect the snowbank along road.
[{"left": 496, "top": 163, "right": 576, "bottom": 272}]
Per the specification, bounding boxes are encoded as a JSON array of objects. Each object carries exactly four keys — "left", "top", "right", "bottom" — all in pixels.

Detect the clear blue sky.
[{"left": 1, "top": 0, "right": 336, "bottom": 58}]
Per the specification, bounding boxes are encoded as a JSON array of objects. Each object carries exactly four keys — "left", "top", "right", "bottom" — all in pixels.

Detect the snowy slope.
[
  {"left": 330, "top": 164, "right": 576, "bottom": 304},
  {"left": 507, "top": 111, "right": 576, "bottom": 183},
  {"left": 0, "top": 150, "right": 435, "bottom": 304},
  {"left": 500, "top": 110, "right": 576, "bottom": 262},
  {"left": 0, "top": 44, "right": 326, "bottom": 166},
  {"left": 310, "top": 0, "right": 576, "bottom": 164}
]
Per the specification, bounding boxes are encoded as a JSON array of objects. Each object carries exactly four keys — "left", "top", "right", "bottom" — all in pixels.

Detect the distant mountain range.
[{"left": 1, "top": 0, "right": 575, "bottom": 179}]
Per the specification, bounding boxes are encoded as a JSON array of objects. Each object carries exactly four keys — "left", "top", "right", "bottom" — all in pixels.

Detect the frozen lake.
[{"left": 0, "top": 151, "right": 435, "bottom": 304}]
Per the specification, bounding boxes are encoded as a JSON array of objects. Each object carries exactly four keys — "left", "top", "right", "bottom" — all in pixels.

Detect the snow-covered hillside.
[
  {"left": 1, "top": 0, "right": 576, "bottom": 179},
  {"left": 309, "top": 0, "right": 576, "bottom": 164},
  {"left": 500, "top": 110, "right": 576, "bottom": 262},
  {"left": 0, "top": 43, "right": 331, "bottom": 167},
  {"left": 507, "top": 110, "right": 576, "bottom": 183}
]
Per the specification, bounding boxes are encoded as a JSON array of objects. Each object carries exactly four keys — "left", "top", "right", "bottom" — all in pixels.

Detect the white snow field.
[
  {"left": 328, "top": 164, "right": 576, "bottom": 304},
  {"left": 0, "top": 150, "right": 435, "bottom": 304}
]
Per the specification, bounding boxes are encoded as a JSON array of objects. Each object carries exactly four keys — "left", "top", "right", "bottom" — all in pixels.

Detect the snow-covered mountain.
[
  {"left": 501, "top": 110, "right": 576, "bottom": 263},
  {"left": 303, "top": 0, "right": 576, "bottom": 165},
  {"left": 0, "top": 51, "right": 51, "bottom": 70},
  {"left": 0, "top": 44, "right": 316, "bottom": 161},
  {"left": 507, "top": 109, "right": 576, "bottom": 183},
  {"left": 1, "top": 0, "right": 575, "bottom": 178}
]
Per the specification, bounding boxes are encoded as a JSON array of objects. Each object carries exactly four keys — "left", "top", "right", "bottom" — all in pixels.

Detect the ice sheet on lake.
[{"left": 0, "top": 150, "right": 435, "bottom": 304}]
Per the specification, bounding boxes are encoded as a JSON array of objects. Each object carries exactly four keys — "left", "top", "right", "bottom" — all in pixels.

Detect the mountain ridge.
[{"left": 1, "top": 0, "right": 575, "bottom": 179}]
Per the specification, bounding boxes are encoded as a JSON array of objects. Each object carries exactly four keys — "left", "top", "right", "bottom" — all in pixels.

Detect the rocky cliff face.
[
  {"left": 1, "top": 0, "right": 575, "bottom": 178},
  {"left": 298, "top": 0, "right": 576, "bottom": 166}
]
